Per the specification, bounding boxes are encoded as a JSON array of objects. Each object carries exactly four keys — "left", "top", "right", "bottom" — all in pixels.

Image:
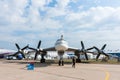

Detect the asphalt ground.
[{"left": 0, "top": 59, "right": 120, "bottom": 80}]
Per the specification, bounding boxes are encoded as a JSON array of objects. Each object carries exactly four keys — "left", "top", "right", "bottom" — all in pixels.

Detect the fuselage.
[{"left": 55, "top": 35, "right": 68, "bottom": 51}]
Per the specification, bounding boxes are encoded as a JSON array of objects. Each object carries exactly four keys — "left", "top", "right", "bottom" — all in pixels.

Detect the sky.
[{"left": 0, "top": 0, "right": 120, "bottom": 52}]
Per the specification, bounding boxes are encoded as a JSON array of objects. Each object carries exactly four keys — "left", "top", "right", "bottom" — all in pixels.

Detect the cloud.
[
  {"left": 63, "top": 6, "right": 120, "bottom": 30},
  {"left": 0, "top": 0, "right": 120, "bottom": 50}
]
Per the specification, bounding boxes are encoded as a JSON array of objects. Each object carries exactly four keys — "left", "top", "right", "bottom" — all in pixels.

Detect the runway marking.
[
  {"left": 97, "top": 67, "right": 110, "bottom": 80},
  {"left": 105, "top": 71, "right": 110, "bottom": 80},
  {"left": 84, "top": 66, "right": 110, "bottom": 80}
]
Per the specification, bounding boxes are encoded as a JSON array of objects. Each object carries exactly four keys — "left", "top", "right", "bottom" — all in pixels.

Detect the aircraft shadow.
[
  {"left": 1, "top": 59, "right": 57, "bottom": 67},
  {"left": 2, "top": 59, "right": 90, "bottom": 68}
]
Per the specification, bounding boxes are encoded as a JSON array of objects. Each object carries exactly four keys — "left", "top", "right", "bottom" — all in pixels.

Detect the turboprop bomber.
[
  {"left": 28, "top": 35, "right": 103, "bottom": 66},
  {"left": 12, "top": 35, "right": 109, "bottom": 66}
]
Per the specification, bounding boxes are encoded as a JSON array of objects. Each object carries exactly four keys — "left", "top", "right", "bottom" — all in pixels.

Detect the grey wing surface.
[
  {"left": 67, "top": 47, "right": 78, "bottom": 51},
  {"left": 43, "top": 47, "right": 56, "bottom": 51},
  {"left": 43, "top": 47, "right": 78, "bottom": 52}
]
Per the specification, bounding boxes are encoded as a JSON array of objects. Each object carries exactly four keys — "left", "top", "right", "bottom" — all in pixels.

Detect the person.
[
  {"left": 72, "top": 56, "right": 76, "bottom": 68},
  {"left": 59, "top": 57, "right": 62, "bottom": 66}
]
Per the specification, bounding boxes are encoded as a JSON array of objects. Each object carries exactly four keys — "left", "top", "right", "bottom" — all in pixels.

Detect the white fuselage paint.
[{"left": 55, "top": 36, "right": 68, "bottom": 51}]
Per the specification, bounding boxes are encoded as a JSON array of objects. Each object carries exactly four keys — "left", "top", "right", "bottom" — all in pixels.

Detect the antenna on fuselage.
[{"left": 61, "top": 35, "right": 63, "bottom": 40}]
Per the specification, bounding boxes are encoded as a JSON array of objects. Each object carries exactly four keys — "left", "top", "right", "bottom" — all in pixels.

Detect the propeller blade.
[
  {"left": 84, "top": 52, "right": 88, "bottom": 60},
  {"left": 94, "top": 46, "right": 100, "bottom": 53},
  {"left": 28, "top": 47, "right": 37, "bottom": 51},
  {"left": 15, "top": 43, "right": 20, "bottom": 50},
  {"left": 21, "top": 45, "right": 28, "bottom": 50},
  {"left": 96, "top": 53, "right": 101, "bottom": 60},
  {"left": 102, "top": 52, "right": 109, "bottom": 57},
  {"left": 13, "top": 52, "right": 19, "bottom": 56},
  {"left": 81, "top": 41, "right": 84, "bottom": 49},
  {"left": 21, "top": 53, "right": 25, "bottom": 58},
  {"left": 101, "top": 44, "right": 107, "bottom": 50},
  {"left": 37, "top": 40, "right": 41, "bottom": 49},
  {"left": 87, "top": 47, "right": 94, "bottom": 50},
  {"left": 34, "top": 51, "right": 38, "bottom": 60}
]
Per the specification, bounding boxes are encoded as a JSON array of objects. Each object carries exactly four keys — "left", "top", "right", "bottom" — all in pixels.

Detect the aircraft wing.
[
  {"left": 67, "top": 47, "right": 78, "bottom": 51},
  {"left": 43, "top": 47, "right": 78, "bottom": 52},
  {"left": 67, "top": 47, "right": 95, "bottom": 54},
  {"left": 43, "top": 47, "right": 56, "bottom": 51},
  {"left": 86, "top": 51, "right": 96, "bottom": 54},
  {"left": 43, "top": 46, "right": 95, "bottom": 55},
  {"left": 0, "top": 52, "right": 15, "bottom": 55}
]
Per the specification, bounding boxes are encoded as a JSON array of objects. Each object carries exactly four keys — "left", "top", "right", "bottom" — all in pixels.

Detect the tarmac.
[{"left": 0, "top": 59, "right": 120, "bottom": 80}]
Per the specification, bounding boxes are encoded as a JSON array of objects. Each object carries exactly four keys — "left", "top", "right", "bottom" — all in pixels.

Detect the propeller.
[
  {"left": 13, "top": 43, "right": 29, "bottom": 58},
  {"left": 93, "top": 44, "right": 109, "bottom": 60},
  {"left": 76, "top": 41, "right": 94, "bottom": 60},
  {"left": 28, "top": 40, "right": 46, "bottom": 60}
]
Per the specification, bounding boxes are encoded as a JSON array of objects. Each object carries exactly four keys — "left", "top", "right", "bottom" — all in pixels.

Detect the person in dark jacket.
[{"left": 72, "top": 56, "right": 76, "bottom": 68}]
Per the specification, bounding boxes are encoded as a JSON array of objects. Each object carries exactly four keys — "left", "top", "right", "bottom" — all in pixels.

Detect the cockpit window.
[
  {"left": 55, "top": 39, "right": 68, "bottom": 45},
  {"left": 57, "top": 38, "right": 66, "bottom": 41}
]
